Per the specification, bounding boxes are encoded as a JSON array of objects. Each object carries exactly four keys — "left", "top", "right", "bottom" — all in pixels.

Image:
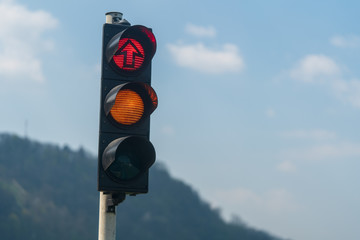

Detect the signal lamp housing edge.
[
  {"left": 102, "top": 136, "right": 156, "bottom": 183},
  {"left": 105, "top": 25, "right": 156, "bottom": 76},
  {"left": 104, "top": 82, "right": 158, "bottom": 127},
  {"left": 98, "top": 19, "right": 158, "bottom": 195}
]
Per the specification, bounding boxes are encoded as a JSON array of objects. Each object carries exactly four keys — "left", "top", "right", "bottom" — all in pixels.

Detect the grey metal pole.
[
  {"left": 98, "top": 192, "right": 116, "bottom": 240},
  {"left": 98, "top": 12, "right": 127, "bottom": 240}
]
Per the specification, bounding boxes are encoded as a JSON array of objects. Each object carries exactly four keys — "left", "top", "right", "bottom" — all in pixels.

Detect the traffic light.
[{"left": 98, "top": 17, "right": 157, "bottom": 195}]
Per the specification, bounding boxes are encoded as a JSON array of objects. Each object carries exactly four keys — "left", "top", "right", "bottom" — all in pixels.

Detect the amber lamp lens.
[{"left": 110, "top": 89, "right": 144, "bottom": 125}]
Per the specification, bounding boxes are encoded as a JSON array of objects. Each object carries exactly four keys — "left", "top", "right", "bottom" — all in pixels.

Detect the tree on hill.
[{"left": 0, "top": 133, "right": 284, "bottom": 240}]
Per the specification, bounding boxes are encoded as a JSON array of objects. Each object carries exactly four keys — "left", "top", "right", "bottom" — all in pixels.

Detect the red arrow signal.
[{"left": 113, "top": 38, "right": 145, "bottom": 71}]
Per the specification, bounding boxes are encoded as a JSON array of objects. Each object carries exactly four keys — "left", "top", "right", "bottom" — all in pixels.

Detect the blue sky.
[{"left": 1, "top": 0, "right": 360, "bottom": 239}]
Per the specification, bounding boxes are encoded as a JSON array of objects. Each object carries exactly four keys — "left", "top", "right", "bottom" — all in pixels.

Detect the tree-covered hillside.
[{"left": 0, "top": 133, "right": 284, "bottom": 240}]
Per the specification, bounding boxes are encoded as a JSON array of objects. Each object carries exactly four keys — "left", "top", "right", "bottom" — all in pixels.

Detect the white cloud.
[
  {"left": 281, "top": 129, "right": 336, "bottom": 141},
  {"left": 280, "top": 142, "right": 360, "bottom": 162},
  {"left": 331, "top": 78, "right": 360, "bottom": 108},
  {"left": 0, "top": 0, "right": 58, "bottom": 83},
  {"left": 289, "top": 54, "right": 360, "bottom": 108},
  {"left": 161, "top": 125, "right": 175, "bottom": 136},
  {"left": 167, "top": 42, "right": 244, "bottom": 74},
  {"left": 265, "top": 108, "right": 276, "bottom": 118},
  {"left": 211, "top": 188, "right": 299, "bottom": 219},
  {"left": 330, "top": 35, "right": 360, "bottom": 48},
  {"left": 277, "top": 160, "right": 297, "bottom": 173},
  {"left": 290, "top": 54, "right": 340, "bottom": 83},
  {"left": 263, "top": 189, "right": 298, "bottom": 214},
  {"left": 185, "top": 23, "right": 216, "bottom": 38}
]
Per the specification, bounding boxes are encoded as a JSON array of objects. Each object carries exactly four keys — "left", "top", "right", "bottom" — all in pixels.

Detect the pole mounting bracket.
[{"left": 105, "top": 192, "right": 126, "bottom": 213}]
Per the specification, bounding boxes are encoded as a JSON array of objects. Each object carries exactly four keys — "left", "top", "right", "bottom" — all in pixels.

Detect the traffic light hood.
[
  {"left": 102, "top": 136, "right": 156, "bottom": 182},
  {"left": 104, "top": 82, "right": 158, "bottom": 127},
  {"left": 105, "top": 25, "right": 156, "bottom": 75}
]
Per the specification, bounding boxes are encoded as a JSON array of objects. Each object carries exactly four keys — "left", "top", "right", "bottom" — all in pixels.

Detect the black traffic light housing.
[{"left": 98, "top": 18, "right": 157, "bottom": 195}]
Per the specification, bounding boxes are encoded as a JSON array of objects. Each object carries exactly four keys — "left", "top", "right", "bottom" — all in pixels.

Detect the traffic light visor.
[
  {"left": 102, "top": 136, "right": 156, "bottom": 182},
  {"left": 104, "top": 82, "right": 158, "bottom": 126},
  {"left": 106, "top": 25, "right": 156, "bottom": 75}
]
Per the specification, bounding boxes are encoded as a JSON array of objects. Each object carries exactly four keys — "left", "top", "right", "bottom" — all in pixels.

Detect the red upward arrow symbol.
[{"left": 115, "top": 39, "right": 144, "bottom": 69}]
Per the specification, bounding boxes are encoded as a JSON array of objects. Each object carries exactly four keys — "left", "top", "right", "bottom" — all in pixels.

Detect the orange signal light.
[{"left": 110, "top": 89, "right": 144, "bottom": 125}]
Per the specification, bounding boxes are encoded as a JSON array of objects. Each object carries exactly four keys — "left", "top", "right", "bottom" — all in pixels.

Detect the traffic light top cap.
[
  {"left": 106, "top": 25, "right": 156, "bottom": 75},
  {"left": 105, "top": 12, "right": 123, "bottom": 24}
]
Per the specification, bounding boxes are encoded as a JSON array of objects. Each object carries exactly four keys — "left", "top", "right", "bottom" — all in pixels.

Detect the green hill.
[{"left": 0, "top": 133, "right": 284, "bottom": 240}]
